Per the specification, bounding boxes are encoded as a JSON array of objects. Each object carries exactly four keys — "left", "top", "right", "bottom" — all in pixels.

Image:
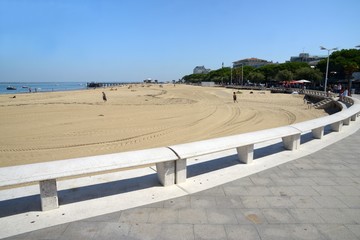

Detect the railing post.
[
  {"left": 312, "top": 127, "right": 324, "bottom": 139},
  {"left": 331, "top": 121, "right": 343, "bottom": 132},
  {"left": 343, "top": 117, "right": 351, "bottom": 125},
  {"left": 282, "top": 133, "right": 300, "bottom": 150},
  {"left": 40, "top": 179, "right": 59, "bottom": 211},
  {"left": 175, "top": 159, "right": 187, "bottom": 184},
  {"left": 351, "top": 114, "right": 358, "bottom": 121},
  {"left": 156, "top": 161, "right": 175, "bottom": 186},
  {"left": 236, "top": 144, "right": 254, "bottom": 164}
]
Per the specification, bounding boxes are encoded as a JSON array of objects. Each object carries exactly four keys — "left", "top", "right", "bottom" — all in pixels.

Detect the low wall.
[{"left": 1, "top": 92, "right": 360, "bottom": 211}]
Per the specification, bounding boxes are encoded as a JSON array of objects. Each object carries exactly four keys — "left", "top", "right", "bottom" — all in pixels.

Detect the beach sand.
[{"left": 0, "top": 84, "right": 328, "bottom": 167}]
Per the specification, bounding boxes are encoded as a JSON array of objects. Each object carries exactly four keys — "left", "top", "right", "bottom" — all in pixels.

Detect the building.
[
  {"left": 193, "top": 66, "right": 211, "bottom": 74},
  {"left": 289, "top": 53, "right": 326, "bottom": 67},
  {"left": 233, "top": 58, "right": 272, "bottom": 68}
]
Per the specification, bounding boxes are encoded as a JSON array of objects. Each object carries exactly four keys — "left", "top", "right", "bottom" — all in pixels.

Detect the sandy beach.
[{"left": 0, "top": 84, "right": 328, "bottom": 167}]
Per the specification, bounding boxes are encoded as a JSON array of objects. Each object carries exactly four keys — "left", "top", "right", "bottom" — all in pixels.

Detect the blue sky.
[{"left": 0, "top": 0, "right": 359, "bottom": 82}]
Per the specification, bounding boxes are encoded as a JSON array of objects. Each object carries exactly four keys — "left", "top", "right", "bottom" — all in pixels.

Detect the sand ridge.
[{"left": 0, "top": 84, "right": 327, "bottom": 167}]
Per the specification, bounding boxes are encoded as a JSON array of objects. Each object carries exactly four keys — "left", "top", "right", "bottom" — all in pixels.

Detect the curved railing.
[{"left": 1, "top": 91, "right": 360, "bottom": 211}]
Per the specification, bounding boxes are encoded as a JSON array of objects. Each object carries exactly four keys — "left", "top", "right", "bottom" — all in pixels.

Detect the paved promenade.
[{"left": 2, "top": 98, "right": 360, "bottom": 239}]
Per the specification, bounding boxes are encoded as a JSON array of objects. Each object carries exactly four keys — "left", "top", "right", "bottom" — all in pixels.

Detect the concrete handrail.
[
  {"left": 0, "top": 147, "right": 179, "bottom": 210},
  {"left": 0, "top": 147, "right": 178, "bottom": 188},
  {"left": 169, "top": 126, "right": 301, "bottom": 160},
  {"left": 1, "top": 93, "right": 360, "bottom": 212}
]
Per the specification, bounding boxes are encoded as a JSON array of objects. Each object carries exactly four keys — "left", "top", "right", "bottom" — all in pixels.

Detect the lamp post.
[
  {"left": 242, "top": 63, "right": 244, "bottom": 86},
  {"left": 320, "top": 46, "right": 338, "bottom": 92},
  {"left": 230, "top": 65, "right": 233, "bottom": 85},
  {"left": 238, "top": 63, "right": 244, "bottom": 85}
]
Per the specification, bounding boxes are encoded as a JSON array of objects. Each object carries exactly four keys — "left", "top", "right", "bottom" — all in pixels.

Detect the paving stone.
[
  {"left": 206, "top": 208, "right": 238, "bottom": 224},
  {"left": 257, "top": 224, "right": 325, "bottom": 240},
  {"left": 57, "top": 222, "right": 100, "bottom": 240},
  {"left": 290, "top": 177, "right": 317, "bottom": 186},
  {"left": 311, "top": 177, "right": 337, "bottom": 186},
  {"left": 262, "top": 209, "right": 296, "bottom": 224},
  {"left": 158, "top": 224, "right": 195, "bottom": 240},
  {"left": 312, "top": 196, "right": 349, "bottom": 208},
  {"left": 164, "top": 196, "right": 191, "bottom": 209},
  {"left": 228, "top": 177, "right": 254, "bottom": 186},
  {"left": 234, "top": 208, "right": 267, "bottom": 225},
  {"left": 290, "top": 196, "right": 322, "bottom": 208},
  {"left": 190, "top": 196, "right": 217, "bottom": 208},
  {"left": 332, "top": 177, "right": 360, "bottom": 186},
  {"left": 222, "top": 186, "right": 247, "bottom": 196},
  {"left": 264, "top": 196, "right": 294, "bottom": 208},
  {"left": 315, "top": 224, "right": 359, "bottom": 240},
  {"left": 291, "top": 186, "right": 321, "bottom": 196},
  {"left": 215, "top": 195, "right": 244, "bottom": 208},
  {"left": 346, "top": 224, "right": 360, "bottom": 238},
  {"left": 315, "top": 209, "right": 357, "bottom": 224},
  {"left": 331, "top": 170, "right": 356, "bottom": 177},
  {"left": 312, "top": 186, "right": 344, "bottom": 196},
  {"left": 225, "top": 225, "right": 261, "bottom": 240},
  {"left": 244, "top": 186, "right": 272, "bottom": 196},
  {"left": 240, "top": 196, "right": 270, "bottom": 208},
  {"left": 269, "top": 186, "right": 296, "bottom": 197},
  {"left": 178, "top": 208, "right": 207, "bottom": 224},
  {"left": 193, "top": 186, "right": 226, "bottom": 196},
  {"left": 342, "top": 209, "right": 360, "bottom": 224},
  {"left": 336, "top": 196, "right": 360, "bottom": 208},
  {"left": 119, "top": 207, "right": 153, "bottom": 223},
  {"left": 194, "top": 224, "right": 227, "bottom": 240},
  {"left": 288, "top": 208, "right": 325, "bottom": 223},
  {"left": 295, "top": 169, "right": 334, "bottom": 178},
  {"left": 147, "top": 208, "right": 178, "bottom": 223},
  {"left": 269, "top": 176, "right": 296, "bottom": 186},
  {"left": 91, "top": 222, "right": 130, "bottom": 240},
  {"left": 128, "top": 223, "right": 162, "bottom": 240},
  {"left": 8, "top": 224, "right": 69, "bottom": 240},
  {"left": 84, "top": 211, "right": 121, "bottom": 222},
  {"left": 249, "top": 176, "right": 274, "bottom": 186},
  {"left": 334, "top": 186, "right": 360, "bottom": 196}
]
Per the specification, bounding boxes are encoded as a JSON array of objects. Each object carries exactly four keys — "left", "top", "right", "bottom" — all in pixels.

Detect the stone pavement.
[{"left": 4, "top": 130, "right": 360, "bottom": 239}]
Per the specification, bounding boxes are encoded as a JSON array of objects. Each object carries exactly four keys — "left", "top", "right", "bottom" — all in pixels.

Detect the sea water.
[{"left": 0, "top": 82, "right": 87, "bottom": 94}]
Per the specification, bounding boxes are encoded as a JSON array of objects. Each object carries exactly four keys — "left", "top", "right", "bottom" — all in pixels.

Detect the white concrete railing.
[
  {"left": 0, "top": 148, "right": 179, "bottom": 211},
  {"left": 1, "top": 95, "right": 360, "bottom": 211}
]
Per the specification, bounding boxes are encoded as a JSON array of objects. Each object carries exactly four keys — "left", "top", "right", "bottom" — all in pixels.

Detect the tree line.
[{"left": 182, "top": 49, "right": 360, "bottom": 87}]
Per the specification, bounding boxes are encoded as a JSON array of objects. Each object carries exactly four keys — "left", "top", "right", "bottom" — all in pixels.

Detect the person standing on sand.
[
  {"left": 102, "top": 92, "right": 107, "bottom": 102},
  {"left": 233, "top": 92, "right": 238, "bottom": 103}
]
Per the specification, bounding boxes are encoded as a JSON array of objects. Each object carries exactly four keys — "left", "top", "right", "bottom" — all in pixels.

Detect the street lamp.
[
  {"left": 320, "top": 46, "right": 338, "bottom": 92},
  {"left": 238, "top": 63, "right": 244, "bottom": 85}
]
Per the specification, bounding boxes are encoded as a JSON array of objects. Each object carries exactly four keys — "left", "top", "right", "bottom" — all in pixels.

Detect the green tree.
[
  {"left": 317, "top": 49, "right": 360, "bottom": 82},
  {"left": 257, "top": 64, "right": 280, "bottom": 81},
  {"left": 247, "top": 72, "right": 265, "bottom": 83},
  {"left": 182, "top": 73, "right": 206, "bottom": 83},
  {"left": 278, "top": 62, "right": 308, "bottom": 72},
  {"left": 294, "top": 67, "right": 322, "bottom": 85},
  {"left": 205, "top": 67, "right": 231, "bottom": 83},
  {"left": 275, "top": 69, "right": 293, "bottom": 82},
  {"left": 232, "top": 66, "right": 254, "bottom": 84}
]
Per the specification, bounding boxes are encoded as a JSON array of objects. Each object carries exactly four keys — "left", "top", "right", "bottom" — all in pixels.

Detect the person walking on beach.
[
  {"left": 233, "top": 92, "right": 238, "bottom": 103},
  {"left": 102, "top": 92, "right": 107, "bottom": 102}
]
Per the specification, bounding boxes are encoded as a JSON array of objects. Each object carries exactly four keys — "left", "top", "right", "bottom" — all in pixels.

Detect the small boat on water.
[{"left": 6, "top": 86, "right": 17, "bottom": 90}]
